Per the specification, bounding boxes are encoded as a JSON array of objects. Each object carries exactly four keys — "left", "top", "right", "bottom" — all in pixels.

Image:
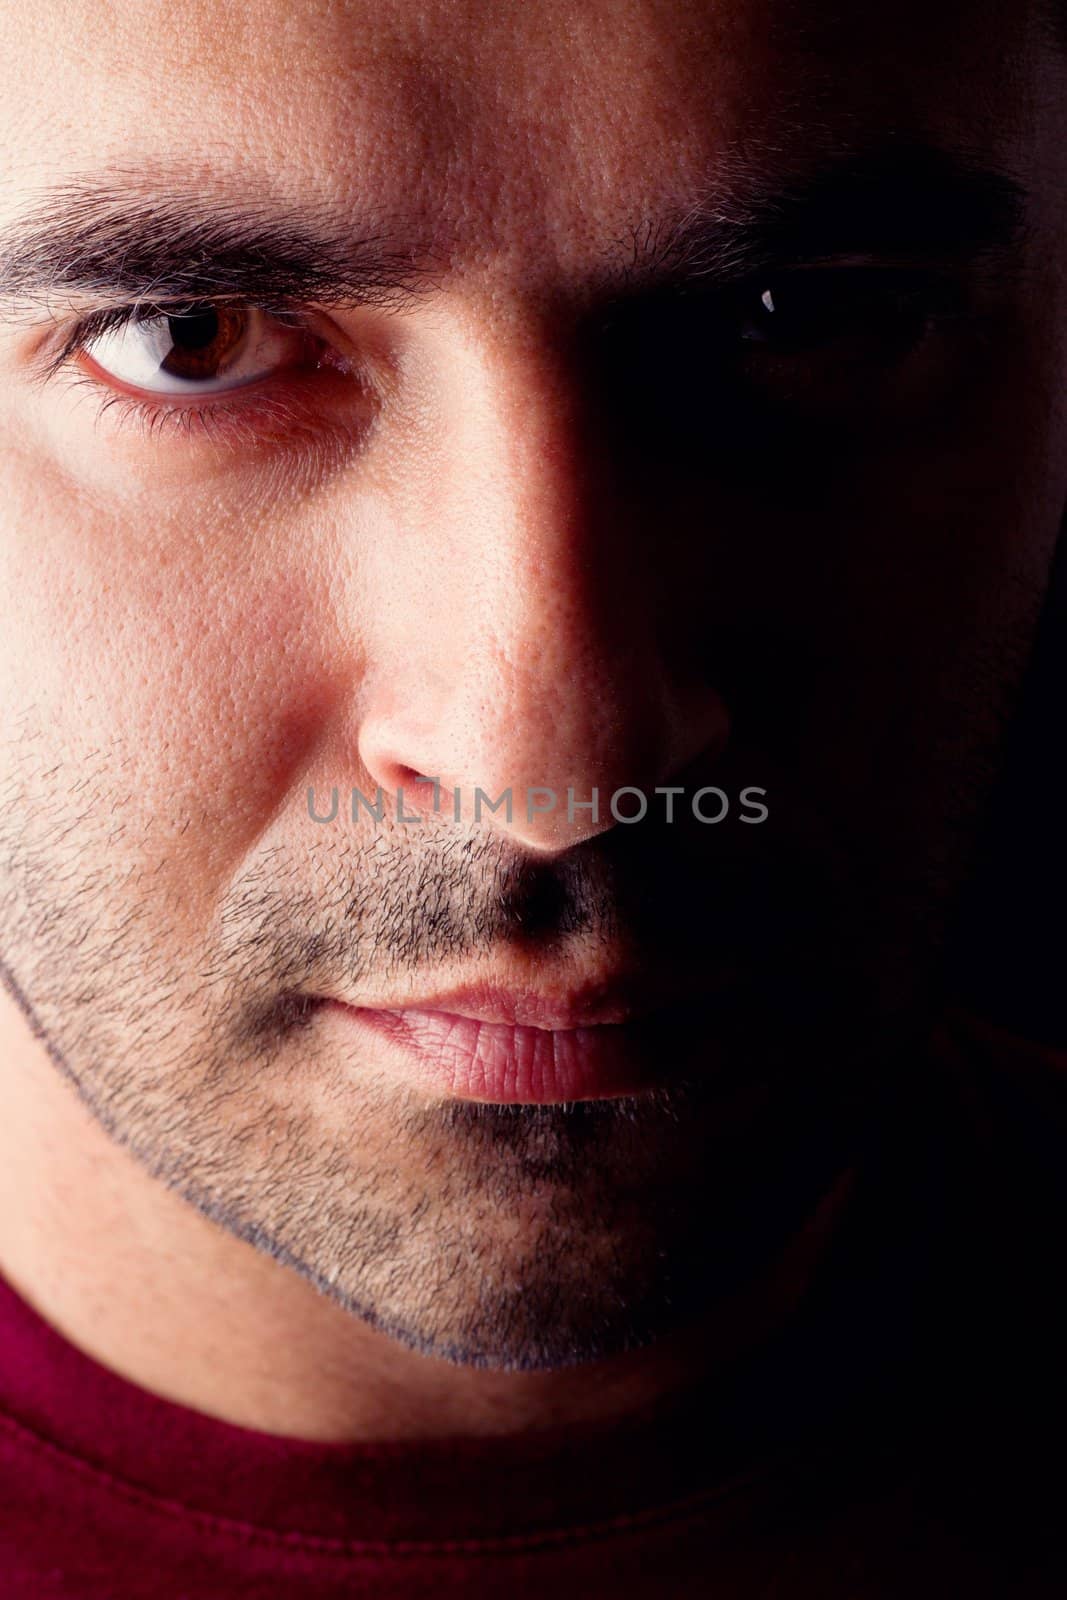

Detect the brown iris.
[{"left": 158, "top": 304, "right": 249, "bottom": 381}]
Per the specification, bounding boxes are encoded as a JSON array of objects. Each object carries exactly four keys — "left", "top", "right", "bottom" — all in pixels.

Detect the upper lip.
[{"left": 327, "top": 973, "right": 731, "bottom": 1031}]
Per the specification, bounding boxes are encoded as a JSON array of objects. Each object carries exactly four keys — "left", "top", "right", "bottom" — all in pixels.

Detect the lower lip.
[{"left": 324, "top": 1002, "right": 700, "bottom": 1104}]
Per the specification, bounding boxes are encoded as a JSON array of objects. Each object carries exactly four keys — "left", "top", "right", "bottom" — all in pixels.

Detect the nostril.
[
  {"left": 394, "top": 767, "right": 454, "bottom": 819},
  {"left": 355, "top": 720, "right": 443, "bottom": 816}
]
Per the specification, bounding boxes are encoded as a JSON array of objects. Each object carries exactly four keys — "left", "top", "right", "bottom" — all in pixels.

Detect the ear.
[{"left": 945, "top": 503, "right": 1067, "bottom": 1045}]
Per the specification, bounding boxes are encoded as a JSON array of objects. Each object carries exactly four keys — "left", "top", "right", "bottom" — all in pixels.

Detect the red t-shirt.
[{"left": 1, "top": 1012, "right": 1065, "bottom": 1597}]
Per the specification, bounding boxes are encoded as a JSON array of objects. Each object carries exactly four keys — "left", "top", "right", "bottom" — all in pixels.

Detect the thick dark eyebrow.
[
  {"left": 615, "top": 143, "right": 1029, "bottom": 292},
  {"left": 0, "top": 142, "right": 1028, "bottom": 319},
  {"left": 0, "top": 177, "right": 438, "bottom": 313}
]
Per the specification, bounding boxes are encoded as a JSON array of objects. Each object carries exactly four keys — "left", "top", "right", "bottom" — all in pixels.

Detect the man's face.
[{"left": 0, "top": 0, "right": 1064, "bottom": 1370}]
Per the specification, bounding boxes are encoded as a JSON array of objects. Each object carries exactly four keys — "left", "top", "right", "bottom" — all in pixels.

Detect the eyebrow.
[
  {"left": 0, "top": 142, "right": 1028, "bottom": 317},
  {"left": 0, "top": 176, "right": 439, "bottom": 314},
  {"left": 619, "top": 143, "right": 1029, "bottom": 292}
]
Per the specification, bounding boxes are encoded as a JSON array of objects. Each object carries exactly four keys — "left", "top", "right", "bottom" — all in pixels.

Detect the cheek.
[{"left": 0, "top": 472, "right": 360, "bottom": 910}]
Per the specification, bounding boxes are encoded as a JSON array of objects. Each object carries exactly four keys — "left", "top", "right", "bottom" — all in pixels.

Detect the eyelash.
[
  {"left": 35, "top": 269, "right": 970, "bottom": 451},
  {"left": 37, "top": 301, "right": 334, "bottom": 445},
  {"left": 69, "top": 381, "right": 309, "bottom": 446}
]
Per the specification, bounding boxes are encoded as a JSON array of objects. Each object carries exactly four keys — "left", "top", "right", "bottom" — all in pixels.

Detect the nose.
[{"left": 356, "top": 313, "right": 729, "bottom": 852}]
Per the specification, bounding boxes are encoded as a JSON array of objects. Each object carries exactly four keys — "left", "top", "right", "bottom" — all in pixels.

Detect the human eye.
[
  {"left": 30, "top": 297, "right": 366, "bottom": 445},
  {"left": 592, "top": 263, "right": 976, "bottom": 469},
  {"left": 709, "top": 266, "right": 972, "bottom": 433},
  {"left": 725, "top": 266, "right": 966, "bottom": 367}
]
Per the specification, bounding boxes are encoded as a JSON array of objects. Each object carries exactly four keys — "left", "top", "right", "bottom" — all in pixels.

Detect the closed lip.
[
  {"left": 323, "top": 972, "right": 739, "bottom": 1031},
  {"left": 319, "top": 971, "right": 746, "bottom": 1103}
]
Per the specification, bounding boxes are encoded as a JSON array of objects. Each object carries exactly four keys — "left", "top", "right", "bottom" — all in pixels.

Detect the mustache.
[{"left": 207, "top": 802, "right": 851, "bottom": 1015}]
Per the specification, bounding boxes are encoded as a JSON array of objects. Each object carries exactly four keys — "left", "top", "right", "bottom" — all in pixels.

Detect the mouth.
[{"left": 319, "top": 975, "right": 739, "bottom": 1105}]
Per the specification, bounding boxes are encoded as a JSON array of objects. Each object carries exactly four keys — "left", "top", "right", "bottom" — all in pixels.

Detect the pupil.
[
  {"left": 168, "top": 307, "right": 220, "bottom": 349},
  {"left": 157, "top": 303, "right": 246, "bottom": 381}
]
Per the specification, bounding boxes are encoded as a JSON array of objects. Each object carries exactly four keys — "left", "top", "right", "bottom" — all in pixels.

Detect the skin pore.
[{"left": 0, "top": 0, "right": 1064, "bottom": 1442}]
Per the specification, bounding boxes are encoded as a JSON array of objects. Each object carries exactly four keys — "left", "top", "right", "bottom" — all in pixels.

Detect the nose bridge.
[
  {"left": 443, "top": 318, "right": 665, "bottom": 780},
  {"left": 356, "top": 307, "right": 727, "bottom": 847}
]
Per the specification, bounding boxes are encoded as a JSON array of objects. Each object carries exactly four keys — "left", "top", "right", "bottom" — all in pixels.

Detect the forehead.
[{"left": 0, "top": 0, "right": 1053, "bottom": 279}]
